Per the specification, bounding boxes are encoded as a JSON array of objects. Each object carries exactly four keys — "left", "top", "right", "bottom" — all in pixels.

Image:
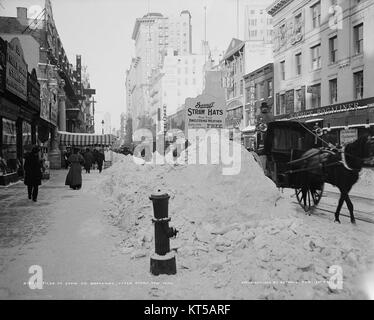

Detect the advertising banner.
[
  {"left": 6, "top": 38, "right": 28, "bottom": 101},
  {"left": 0, "top": 37, "right": 6, "bottom": 94},
  {"left": 340, "top": 128, "right": 358, "bottom": 145},
  {"left": 185, "top": 94, "right": 226, "bottom": 131},
  {"left": 27, "top": 69, "right": 40, "bottom": 113}
]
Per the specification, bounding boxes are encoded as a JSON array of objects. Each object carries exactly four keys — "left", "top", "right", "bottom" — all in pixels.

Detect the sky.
[{"left": 1, "top": 0, "right": 272, "bottom": 133}]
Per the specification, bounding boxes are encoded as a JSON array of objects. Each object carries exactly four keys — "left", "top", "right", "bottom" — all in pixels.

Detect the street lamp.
[{"left": 101, "top": 120, "right": 104, "bottom": 134}]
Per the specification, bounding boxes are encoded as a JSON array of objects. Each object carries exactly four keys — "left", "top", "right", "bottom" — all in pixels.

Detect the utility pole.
[
  {"left": 204, "top": 6, "right": 207, "bottom": 64},
  {"left": 237, "top": 0, "right": 239, "bottom": 38},
  {"left": 91, "top": 97, "right": 97, "bottom": 133}
]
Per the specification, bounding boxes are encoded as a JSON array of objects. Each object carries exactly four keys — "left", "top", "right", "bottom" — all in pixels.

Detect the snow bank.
[{"left": 90, "top": 143, "right": 374, "bottom": 299}]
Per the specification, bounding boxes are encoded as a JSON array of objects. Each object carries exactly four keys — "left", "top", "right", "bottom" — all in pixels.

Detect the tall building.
[
  {"left": 267, "top": 0, "right": 374, "bottom": 144},
  {"left": 243, "top": 0, "right": 274, "bottom": 43},
  {"left": 148, "top": 49, "right": 206, "bottom": 134},
  {"left": 103, "top": 112, "right": 111, "bottom": 135},
  {"left": 128, "top": 11, "right": 193, "bottom": 131},
  {"left": 120, "top": 112, "right": 126, "bottom": 139}
]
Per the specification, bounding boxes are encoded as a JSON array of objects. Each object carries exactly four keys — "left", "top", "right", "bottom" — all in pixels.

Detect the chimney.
[{"left": 16, "top": 7, "right": 28, "bottom": 25}]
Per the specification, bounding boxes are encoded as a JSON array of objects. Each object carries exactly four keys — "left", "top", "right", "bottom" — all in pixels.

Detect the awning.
[{"left": 58, "top": 131, "right": 115, "bottom": 146}]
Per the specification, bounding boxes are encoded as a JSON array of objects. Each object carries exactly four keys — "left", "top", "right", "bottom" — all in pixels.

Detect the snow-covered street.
[{"left": 1, "top": 147, "right": 373, "bottom": 300}]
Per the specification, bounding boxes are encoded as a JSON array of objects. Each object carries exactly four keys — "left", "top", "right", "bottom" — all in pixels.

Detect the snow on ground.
[
  {"left": 90, "top": 143, "right": 374, "bottom": 299},
  {"left": 352, "top": 169, "right": 374, "bottom": 197}
]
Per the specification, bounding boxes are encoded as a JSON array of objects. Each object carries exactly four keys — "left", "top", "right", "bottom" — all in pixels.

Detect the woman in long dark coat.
[
  {"left": 24, "top": 146, "right": 43, "bottom": 202},
  {"left": 65, "top": 147, "right": 85, "bottom": 190}
]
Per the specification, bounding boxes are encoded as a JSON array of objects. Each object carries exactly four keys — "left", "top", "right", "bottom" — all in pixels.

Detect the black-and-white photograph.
[{"left": 0, "top": 0, "right": 374, "bottom": 304}]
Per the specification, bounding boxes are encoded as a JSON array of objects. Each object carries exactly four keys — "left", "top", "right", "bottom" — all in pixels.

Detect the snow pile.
[
  {"left": 94, "top": 141, "right": 293, "bottom": 235},
  {"left": 359, "top": 168, "right": 374, "bottom": 187},
  {"left": 89, "top": 141, "right": 374, "bottom": 299}
]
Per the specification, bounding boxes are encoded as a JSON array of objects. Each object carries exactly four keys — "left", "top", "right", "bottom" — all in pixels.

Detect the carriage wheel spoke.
[{"left": 307, "top": 190, "right": 311, "bottom": 209}]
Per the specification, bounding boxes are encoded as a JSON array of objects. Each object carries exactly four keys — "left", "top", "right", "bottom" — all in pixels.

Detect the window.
[
  {"left": 294, "top": 13, "right": 302, "bottom": 34},
  {"left": 295, "top": 89, "right": 302, "bottom": 112},
  {"left": 268, "top": 80, "right": 273, "bottom": 97},
  {"left": 354, "top": 71, "right": 364, "bottom": 99},
  {"left": 295, "top": 53, "right": 302, "bottom": 75},
  {"left": 192, "top": 78, "right": 196, "bottom": 85},
  {"left": 329, "top": 36, "right": 338, "bottom": 63},
  {"left": 311, "top": 83, "right": 321, "bottom": 108},
  {"left": 329, "top": 78, "right": 338, "bottom": 104},
  {"left": 311, "top": 2, "right": 321, "bottom": 28},
  {"left": 280, "top": 61, "right": 285, "bottom": 80},
  {"left": 240, "top": 80, "right": 244, "bottom": 95},
  {"left": 311, "top": 44, "right": 321, "bottom": 70},
  {"left": 1, "top": 118, "right": 17, "bottom": 174},
  {"left": 280, "top": 94, "right": 286, "bottom": 114},
  {"left": 185, "top": 78, "right": 188, "bottom": 85},
  {"left": 354, "top": 23, "right": 363, "bottom": 55}
]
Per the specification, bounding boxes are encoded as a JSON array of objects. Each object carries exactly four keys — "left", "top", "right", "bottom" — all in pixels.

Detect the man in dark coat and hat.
[
  {"left": 93, "top": 149, "right": 105, "bottom": 173},
  {"left": 24, "top": 146, "right": 43, "bottom": 202},
  {"left": 83, "top": 148, "right": 94, "bottom": 173}
]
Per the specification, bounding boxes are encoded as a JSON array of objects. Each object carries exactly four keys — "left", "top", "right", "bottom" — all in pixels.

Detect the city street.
[
  {"left": 1, "top": 153, "right": 374, "bottom": 300},
  {"left": 1, "top": 0, "right": 374, "bottom": 303}
]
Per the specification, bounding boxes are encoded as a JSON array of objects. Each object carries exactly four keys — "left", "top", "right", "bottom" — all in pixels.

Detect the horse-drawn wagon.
[{"left": 259, "top": 120, "right": 374, "bottom": 223}]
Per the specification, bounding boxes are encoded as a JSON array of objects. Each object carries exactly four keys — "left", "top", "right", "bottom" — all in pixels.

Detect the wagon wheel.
[{"left": 295, "top": 183, "right": 324, "bottom": 213}]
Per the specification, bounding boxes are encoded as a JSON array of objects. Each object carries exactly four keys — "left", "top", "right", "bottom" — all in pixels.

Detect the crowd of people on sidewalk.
[
  {"left": 64, "top": 147, "right": 106, "bottom": 190},
  {"left": 22, "top": 145, "right": 107, "bottom": 201}
]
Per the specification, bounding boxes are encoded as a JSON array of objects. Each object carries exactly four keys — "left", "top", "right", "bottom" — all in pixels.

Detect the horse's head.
[{"left": 355, "top": 135, "right": 374, "bottom": 161}]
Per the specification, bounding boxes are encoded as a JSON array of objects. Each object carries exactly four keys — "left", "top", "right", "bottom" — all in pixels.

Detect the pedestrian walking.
[
  {"left": 23, "top": 145, "right": 43, "bottom": 202},
  {"left": 83, "top": 148, "right": 94, "bottom": 173},
  {"left": 63, "top": 147, "right": 71, "bottom": 169},
  {"left": 94, "top": 149, "right": 105, "bottom": 173},
  {"left": 65, "top": 147, "right": 85, "bottom": 190}
]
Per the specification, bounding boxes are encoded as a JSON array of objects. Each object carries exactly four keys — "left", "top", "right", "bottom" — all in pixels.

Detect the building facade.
[
  {"left": 242, "top": 63, "right": 274, "bottom": 149},
  {"left": 222, "top": 38, "right": 273, "bottom": 132},
  {"left": 128, "top": 11, "right": 193, "bottom": 132},
  {"left": 0, "top": 2, "right": 96, "bottom": 169},
  {"left": 268, "top": 0, "right": 374, "bottom": 145},
  {"left": 0, "top": 36, "right": 41, "bottom": 185}
]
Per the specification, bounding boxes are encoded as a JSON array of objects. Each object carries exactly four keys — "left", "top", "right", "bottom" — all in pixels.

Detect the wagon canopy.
[
  {"left": 263, "top": 121, "right": 322, "bottom": 155},
  {"left": 58, "top": 131, "right": 115, "bottom": 147}
]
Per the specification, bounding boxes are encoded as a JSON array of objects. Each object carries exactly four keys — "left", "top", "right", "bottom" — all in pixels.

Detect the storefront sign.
[
  {"left": 0, "top": 37, "right": 6, "bottom": 94},
  {"left": 27, "top": 69, "right": 40, "bottom": 113},
  {"left": 50, "top": 88, "right": 58, "bottom": 126},
  {"left": 340, "top": 128, "right": 358, "bottom": 145},
  {"left": 40, "top": 82, "right": 50, "bottom": 122},
  {"left": 247, "top": 80, "right": 256, "bottom": 125},
  {"left": 279, "top": 97, "right": 374, "bottom": 120},
  {"left": 163, "top": 104, "right": 167, "bottom": 132},
  {"left": 186, "top": 96, "right": 226, "bottom": 130},
  {"left": 6, "top": 38, "right": 28, "bottom": 101}
]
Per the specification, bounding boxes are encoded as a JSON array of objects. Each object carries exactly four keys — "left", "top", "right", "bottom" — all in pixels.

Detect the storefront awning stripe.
[{"left": 58, "top": 132, "right": 114, "bottom": 146}]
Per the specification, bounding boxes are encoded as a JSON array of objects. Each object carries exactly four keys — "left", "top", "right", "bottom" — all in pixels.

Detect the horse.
[{"left": 290, "top": 135, "right": 374, "bottom": 224}]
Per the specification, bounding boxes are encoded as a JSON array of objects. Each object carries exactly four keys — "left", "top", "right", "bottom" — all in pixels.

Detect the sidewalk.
[{"left": 0, "top": 169, "right": 154, "bottom": 299}]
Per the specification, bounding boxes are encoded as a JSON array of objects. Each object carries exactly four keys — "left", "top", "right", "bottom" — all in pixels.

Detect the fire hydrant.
[{"left": 149, "top": 191, "right": 178, "bottom": 275}]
